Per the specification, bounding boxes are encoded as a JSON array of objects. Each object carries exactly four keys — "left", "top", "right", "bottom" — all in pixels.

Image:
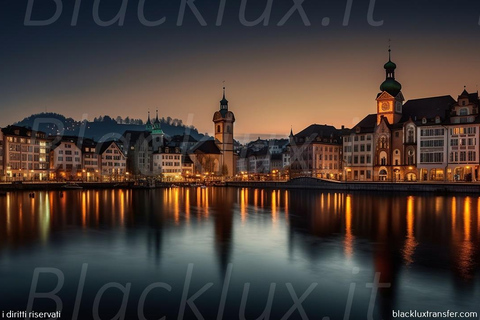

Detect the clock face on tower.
[{"left": 381, "top": 102, "right": 390, "bottom": 111}]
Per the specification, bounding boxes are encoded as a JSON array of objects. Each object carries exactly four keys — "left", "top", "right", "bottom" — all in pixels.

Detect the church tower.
[
  {"left": 151, "top": 110, "right": 164, "bottom": 152},
  {"left": 213, "top": 87, "right": 235, "bottom": 176},
  {"left": 145, "top": 111, "right": 153, "bottom": 132},
  {"left": 376, "top": 46, "right": 404, "bottom": 125}
]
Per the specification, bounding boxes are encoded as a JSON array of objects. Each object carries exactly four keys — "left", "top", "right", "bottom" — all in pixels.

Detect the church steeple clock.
[
  {"left": 376, "top": 46, "right": 404, "bottom": 125},
  {"left": 213, "top": 86, "right": 236, "bottom": 176}
]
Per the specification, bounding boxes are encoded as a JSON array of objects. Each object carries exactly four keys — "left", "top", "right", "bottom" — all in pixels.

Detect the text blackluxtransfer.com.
[{"left": 392, "top": 310, "right": 478, "bottom": 318}]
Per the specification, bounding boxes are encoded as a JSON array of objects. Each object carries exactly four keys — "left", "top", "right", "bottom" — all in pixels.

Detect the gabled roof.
[
  {"left": 50, "top": 136, "right": 96, "bottom": 151},
  {"left": 295, "top": 124, "right": 341, "bottom": 139},
  {"left": 191, "top": 140, "right": 221, "bottom": 154},
  {"left": 400, "top": 95, "right": 455, "bottom": 122},
  {"left": 182, "top": 154, "right": 194, "bottom": 164},
  {"left": 2, "top": 125, "right": 47, "bottom": 138},
  {"left": 122, "top": 130, "right": 153, "bottom": 149},
  {"left": 468, "top": 92, "right": 479, "bottom": 103},
  {"left": 96, "top": 140, "right": 124, "bottom": 156},
  {"left": 346, "top": 114, "right": 376, "bottom": 134}
]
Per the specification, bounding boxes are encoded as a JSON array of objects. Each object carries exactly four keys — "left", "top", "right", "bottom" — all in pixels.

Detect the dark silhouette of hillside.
[{"left": 13, "top": 113, "right": 207, "bottom": 141}]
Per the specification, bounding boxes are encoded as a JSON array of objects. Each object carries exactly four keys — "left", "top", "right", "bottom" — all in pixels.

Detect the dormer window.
[
  {"left": 435, "top": 116, "right": 441, "bottom": 124},
  {"left": 459, "top": 108, "right": 468, "bottom": 116},
  {"left": 422, "top": 118, "right": 427, "bottom": 124}
]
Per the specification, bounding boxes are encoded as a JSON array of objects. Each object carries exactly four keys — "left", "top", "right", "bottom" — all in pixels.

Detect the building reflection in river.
[{"left": 0, "top": 188, "right": 479, "bottom": 319}]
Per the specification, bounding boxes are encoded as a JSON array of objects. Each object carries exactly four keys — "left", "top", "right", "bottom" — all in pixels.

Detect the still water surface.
[{"left": 0, "top": 188, "right": 479, "bottom": 319}]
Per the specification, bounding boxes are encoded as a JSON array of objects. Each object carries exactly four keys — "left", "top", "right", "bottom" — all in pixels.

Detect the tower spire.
[
  {"left": 146, "top": 109, "right": 153, "bottom": 132},
  {"left": 220, "top": 83, "right": 228, "bottom": 110},
  {"left": 388, "top": 39, "right": 391, "bottom": 61}
]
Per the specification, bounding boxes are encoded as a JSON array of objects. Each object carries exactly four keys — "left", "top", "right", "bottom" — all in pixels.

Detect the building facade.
[
  {"left": 290, "top": 124, "right": 343, "bottom": 180},
  {"left": 50, "top": 136, "right": 83, "bottom": 180},
  {"left": 2, "top": 126, "right": 49, "bottom": 181},
  {"left": 152, "top": 146, "right": 183, "bottom": 179},
  {"left": 97, "top": 141, "right": 127, "bottom": 181}
]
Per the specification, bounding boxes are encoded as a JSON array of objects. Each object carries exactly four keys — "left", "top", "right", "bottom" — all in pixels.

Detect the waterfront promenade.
[{"left": 1, "top": 177, "right": 480, "bottom": 193}]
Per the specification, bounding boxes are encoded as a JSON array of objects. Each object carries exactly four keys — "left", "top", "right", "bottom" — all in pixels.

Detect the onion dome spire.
[{"left": 380, "top": 43, "right": 402, "bottom": 96}]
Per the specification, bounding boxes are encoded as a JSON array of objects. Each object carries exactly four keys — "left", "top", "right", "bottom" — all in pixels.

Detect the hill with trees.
[{"left": 13, "top": 113, "right": 207, "bottom": 141}]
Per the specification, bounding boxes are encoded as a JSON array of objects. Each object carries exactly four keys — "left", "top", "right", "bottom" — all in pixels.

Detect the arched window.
[
  {"left": 407, "top": 127, "right": 414, "bottom": 143},
  {"left": 380, "top": 151, "right": 387, "bottom": 166},
  {"left": 407, "top": 149, "right": 415, "bottom": 165},
  {"left": 459, "top": 108, "right": 468, "bottom": 116},
  {"left": 379, "top": 136, "right": 387, "bottom": 149}
]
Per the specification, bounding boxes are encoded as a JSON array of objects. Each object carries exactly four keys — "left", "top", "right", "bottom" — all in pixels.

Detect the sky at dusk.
[{"left": 1, "top": 0, "right": 480, "bottom": 139}]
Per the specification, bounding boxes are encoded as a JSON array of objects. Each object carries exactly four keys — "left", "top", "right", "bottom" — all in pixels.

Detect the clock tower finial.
[
  {"left": 220, "top": 84, "right": 228, "bottom": 111},
  {"left": 388, "top": 39, "right": 391, "bottom": 61}
]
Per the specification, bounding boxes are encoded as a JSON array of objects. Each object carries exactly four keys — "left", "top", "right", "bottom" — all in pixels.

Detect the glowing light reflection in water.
[{"left": 0, "top": 189, "right": 478, "bottom": 319}]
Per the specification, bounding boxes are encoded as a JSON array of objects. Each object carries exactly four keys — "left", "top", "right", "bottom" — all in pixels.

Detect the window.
[
  {"left": 379, "top": 137, "right": 387, "bottom": 149},
  {"left": 420, "top": 140, "right": 444, "bottom": 147},
  {"left": 407, "top": 128, "right": 414, "bottom": 143},
  {"left": 420, "top": 129, "right": 444, "bottom": 136},
  {"left": 217, "top": 125, "right": 221, "bottom": 133},
  {"left": 468, "top": 151, "right": 475, "bottom": 162},
  {"left": 420, "top": 152, "right": 444, "bottom": 163}
]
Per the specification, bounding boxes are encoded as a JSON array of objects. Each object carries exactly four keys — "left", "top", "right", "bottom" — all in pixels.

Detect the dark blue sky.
[{"left": 1, "top": 0, "right": 480, "bottom": 137}]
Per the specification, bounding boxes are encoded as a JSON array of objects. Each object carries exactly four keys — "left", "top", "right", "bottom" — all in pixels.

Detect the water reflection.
[
  {"left": 0, "top": 189, "right": 479, "bottom": 318},
  {"left": 402, "top": 196, "right": 417, "bottom": 265}
]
